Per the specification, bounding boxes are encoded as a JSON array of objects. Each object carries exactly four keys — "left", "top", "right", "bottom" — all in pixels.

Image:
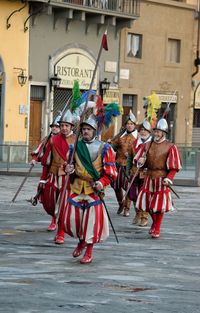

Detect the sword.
[
  {"left": 26, "top": 187, "right": 43, "bottom": 206},
  {"left": 95, "top": 188, "right": 119, "bottom": 244},
  {"left": 168, "top": 184, "right": 180, "bottom": 199}
]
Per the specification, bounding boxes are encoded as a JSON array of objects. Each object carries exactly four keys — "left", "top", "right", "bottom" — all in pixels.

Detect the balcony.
[{"left": 27, "top": 0, "right": 140, "bottom": 33}]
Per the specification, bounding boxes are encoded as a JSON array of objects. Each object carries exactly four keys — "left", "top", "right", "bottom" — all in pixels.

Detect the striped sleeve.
[
  {"left": 31, "top": 138, "right": 46, "bottom": 161},
  {"left": 99, "top": 146, "right": 117, "bottom": 187},
  {"left": 41, "top": 140, "right": 52, "bottom": 166},
  {"left": 166, "top": 145, "right": 182, "bottom": 171}
]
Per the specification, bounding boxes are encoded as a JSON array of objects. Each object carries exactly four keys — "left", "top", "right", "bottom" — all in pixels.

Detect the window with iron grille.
[
  {"left": 193, "top": 109, "right": 200, "bottom": 127},
  {"left": 31, "top": 85, "right": 46, "bottom": 101},
  {"left": 53, "top": 88, "right": 72, "bottom": 118},
  {"left": 122, "top": 94, "right": 137, "bottom": 126}
]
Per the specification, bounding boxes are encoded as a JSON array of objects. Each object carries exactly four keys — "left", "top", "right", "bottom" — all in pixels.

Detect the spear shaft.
[{"left": 56, "top": 32, "right": 107, "bottom": 221}]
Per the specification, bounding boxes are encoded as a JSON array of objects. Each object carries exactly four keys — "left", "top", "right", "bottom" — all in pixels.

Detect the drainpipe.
[{"left": 192, "top": 0, "right": 200, "bottom": 78}]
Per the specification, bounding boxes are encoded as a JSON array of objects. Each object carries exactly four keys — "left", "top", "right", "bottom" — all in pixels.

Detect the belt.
[{"left": 147, "top": 169, "right": 167, "bottom": 179}]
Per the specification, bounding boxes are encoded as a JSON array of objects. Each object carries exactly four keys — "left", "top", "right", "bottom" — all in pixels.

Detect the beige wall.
[
  {"left": 120, "top": 0, "right": 196, "bottom": 145},
  {"left": 0, "top": 1, "right": 29, "bottom": 143}
]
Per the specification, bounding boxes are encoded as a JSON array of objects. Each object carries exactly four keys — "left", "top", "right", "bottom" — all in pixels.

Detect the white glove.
[
  {"left": 163, "top": 178, "right": 173, "bottom": 186},
  {"left": 93, "top": 181, "right": 103, "bottom": 191},
  {"left": 30, "top": 159, "right": 37, "bottom": 166},
  {"left": 137, "top": 157, "right": 146, "bottom": 168},
  {"left": 65, "top": 164, "right": 75, "bottom": 174}
]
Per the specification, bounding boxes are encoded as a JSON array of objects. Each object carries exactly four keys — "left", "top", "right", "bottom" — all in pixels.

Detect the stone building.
[{"left": 119, "top": 0, "right": 197, "bottom": 145}]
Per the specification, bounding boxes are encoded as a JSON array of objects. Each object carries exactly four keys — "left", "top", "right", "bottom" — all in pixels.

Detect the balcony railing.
[{"left": 50, "top": 0, "right": 140, "bottom": 16}]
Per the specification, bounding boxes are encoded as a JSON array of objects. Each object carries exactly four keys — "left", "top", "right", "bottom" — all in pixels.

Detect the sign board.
[
  {"left": 19, "top": 104, "right": 28, "bottom": 115},
  {"left": 157, "top": 93, "right": 177, "bottom": 103},
  {"left": 105, "top": 61, "right": 117, "bottom": 73},
  {"left": 120, "top": 69, "right": 129, "bottom": 80},
  {"left": 194, "top": 84, "right": 200, "bottom": 109},
  {"left": 103, "top": 88, "right": 120, "bottom": 104},
  {"left": 55, "top": 53, "right": 98, "bottom": 90}
]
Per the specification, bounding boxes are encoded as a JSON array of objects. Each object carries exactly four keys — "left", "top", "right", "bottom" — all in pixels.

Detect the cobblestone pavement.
[{"left": 0, "top": 175, "right": 200, "bottom": 313}]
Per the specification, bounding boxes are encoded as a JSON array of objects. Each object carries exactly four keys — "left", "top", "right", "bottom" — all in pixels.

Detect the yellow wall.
[{"left": 0, "top": 1, "right": 29, "bottom": 143}]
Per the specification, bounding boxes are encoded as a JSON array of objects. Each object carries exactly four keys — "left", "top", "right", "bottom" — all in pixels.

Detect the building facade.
[
  {"left": 28, "top": 0, "right": 140, "bottom": 150},
  {"left": 1, "top": 0, "right": 200, "bottom": 165},
  {"left": 119, "top": 0, "right": 197, "bottom": 146},
  {"left": 0, "top": 0, "right": 29, "bottom": 161}
]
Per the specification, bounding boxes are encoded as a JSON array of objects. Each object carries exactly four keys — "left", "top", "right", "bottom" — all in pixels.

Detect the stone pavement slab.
[{"left": 0, "top": 175, "right": 200, "bottom": 313}]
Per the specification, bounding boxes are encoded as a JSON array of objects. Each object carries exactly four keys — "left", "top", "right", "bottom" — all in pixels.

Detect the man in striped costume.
[
  {"left": 64, "top": 115, "right": 117, "bottom": 264},
  {"left": 135, "top": 118, "right": 182, "bottom": 238},
  {"left": 40, "top": 110, "right": 75, "bottom": 240},
  {"left": 126, "top": 119, "right": 152, "bottom": 226},
  {"left": 30, "top": 115, "right": 61, "bottom": 222},
  {"left": 111, "top": 110, "right": 138, "bottom": 216}
]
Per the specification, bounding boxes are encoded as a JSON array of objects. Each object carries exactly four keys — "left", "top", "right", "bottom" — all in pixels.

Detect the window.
[
  {"left": 127, "top": 33, "right": 142, "bottom": 58},
  {"left": 167, "top": 38, "right": 181, "bottom": 63},
  {"left": 193, "top": 109, "right": 200, "bottom": 127},
  {"left": 122, "top": 94, "right": 137, "bottom": 125}
]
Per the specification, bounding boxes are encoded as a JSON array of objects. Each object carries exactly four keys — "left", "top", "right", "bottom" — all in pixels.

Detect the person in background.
[
  {"left": 109, "top": 110, "right": 138, "bottom": 217},
  {"left": 126, "top": 119, "right": 152, "bottom": 226},
  {"left": 134, "top": 118, "right": 182, "bottom": 238},
  {"left": 39, "top": 110, "right": 75, "bottom": 241}
]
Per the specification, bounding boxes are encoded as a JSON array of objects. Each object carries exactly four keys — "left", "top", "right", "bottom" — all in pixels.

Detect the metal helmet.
[
  {"left": 59, "top": 109, "right": 74, "bottom": 126},
  {"left": 154, "top": 118, "right": 168, "bottom": 133},
  {"left": 50, "top": 112, "right": 61, "bottom": 127},
  {"left": 80, "top": 114, "right": 97, "bottom": 130},
  {"left": 141, "top": 119, "right": 151, "bottom": 132},
  {"left": 125, "top": 110, "right": 137, "bottom": 124}
]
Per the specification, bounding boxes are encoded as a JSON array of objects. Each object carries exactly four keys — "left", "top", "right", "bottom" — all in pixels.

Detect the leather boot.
[
  {"left": 47, "top": 216, "right": 56, "bottom": 231},
  {"left": 151, "top": 212, "right": 164, "bottom": 238},
  {"left": 132, "top": 209, "right": 142, "bottom": 224},
  {"left": 116, "top": 189, "right": 124, "bottom": 214},
  {"left": 139, "top": 211, "right": 148, "bottom": 227},
  {"left": 123, "top": 197, "right": 131, "bottom": 217},
  {"left": 80, "top": 244, "right": 93, "bottom": 264}
]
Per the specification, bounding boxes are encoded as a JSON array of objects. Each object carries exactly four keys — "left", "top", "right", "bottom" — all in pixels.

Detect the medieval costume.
[
  {"left": 111, "top": 110, "right": 138, "bottom": 216},
  {"left": 63, "top": 115, "right": 117, "bottom": 264},
  {"left": 135, "top": 118, "right": 182, "bottom": 238},
  {"left": 30, "top": 115, "right": 60, "bottom": 218},
  {"left": 126, "top": 119, "right": 152, "bottom": 226},
  {"left": 39, "top": 110, "right": 75, "bottom": 237}
]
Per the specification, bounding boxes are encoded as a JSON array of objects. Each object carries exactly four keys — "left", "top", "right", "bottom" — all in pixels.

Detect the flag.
[
  {"left": 146, "top": 92, "right": 161, "bottom": 128},
  {"left": 70, "top": 80, "right": 82, "bottom": 112},
  {"left": 102, "top": 30, "right": 108, "bottom": 51}
]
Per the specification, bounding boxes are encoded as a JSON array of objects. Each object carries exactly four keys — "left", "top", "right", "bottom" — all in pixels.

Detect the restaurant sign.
[{"left": 55, "top": 53, "right": 98, "bottom": 90}]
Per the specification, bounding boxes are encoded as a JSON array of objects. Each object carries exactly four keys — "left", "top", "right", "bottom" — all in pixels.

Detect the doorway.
[{"left": 28, "top": 100, "right": 42, "bottom": 155}]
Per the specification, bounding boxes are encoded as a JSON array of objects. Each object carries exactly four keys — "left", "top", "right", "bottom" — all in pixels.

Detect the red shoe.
[
  {"left": 151, "top": 230, "right": 160, "bottom": 238},
  {"left": 72, "top": 241, "right": 86, "bottom": 258},
  {"left": 47, "top": 218, "right": 56, "bottom": 231},
  {"left": 149, "top": 225, "right": 155, "bottom": 235},
  {"left": 80, "top": 254, "right": 93, "bottom": 264},
  {"left": 80, "top": 244, "right": 93, "bottom": 264},
  {"left": 55, "top": 235, "right": 64, "bottom": 244}
]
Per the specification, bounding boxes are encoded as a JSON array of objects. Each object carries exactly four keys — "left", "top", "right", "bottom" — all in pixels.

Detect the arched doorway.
[{"left": 49, "top": 45, "right": 99, "bottom": 120}]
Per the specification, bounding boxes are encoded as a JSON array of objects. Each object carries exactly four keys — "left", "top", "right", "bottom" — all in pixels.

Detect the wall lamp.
[
  {"left": 50, "top": 74, "right": 61, "bottom": 91},
  {"left": 14, "top": 67, "right": 27, "bottom": 87},
  {"left": 100, "top": 78, "right": 110, "bottom": 98}
]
